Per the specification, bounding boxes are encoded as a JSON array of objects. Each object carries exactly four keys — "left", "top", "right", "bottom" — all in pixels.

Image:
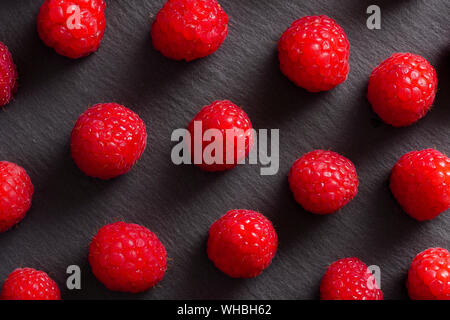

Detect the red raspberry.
[
  {"left": 278, "top": 15, "right": 350, "bottom": 92},
  {"left": 207, "top": 209, "right": 278, "bottom": 278},
  {"left": 187, "top": 100, "right": 254, "bottom": 171},
  {"left": 0, "top": 41, "right": 18, "bottom": 107},
  {"left": 390, "top": 149, "right": 450, "bottom": 221},
  {"left": 89, "top": 222, "right": 167, "bottom": 293},
  {"left": 288, "top": 150, "right": 358, "bottom": 214},
  {"left": 71, "top": 103, "right": 147, "bottom": 180},
  {"left": 151, "top": 0, "right": 228, "bottom": 61},
  {"left": 320, "top": 258, "right": 383, "bottom": 300},
  {"left": 0, "top": 162, "right": 33, "bottom": 232},
  {"left": 1, "top": 268, "right": 60, "bottom": 300},
  {"left": 407, "top": 248, "right": 450, "bottom": 300},
  {"left": 37, "top": 0, "right": 106, "bottom": 59},
  {"left": 368, "top": 53, "right": 438, "bottom": 127}
]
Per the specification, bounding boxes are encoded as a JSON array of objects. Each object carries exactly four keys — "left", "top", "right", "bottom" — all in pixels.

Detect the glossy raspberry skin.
[
  {"left": 89, "top": 222, "right": 167, "bottom": 293},
  {"left": 289, "top": 150, "right": 358, "bottom": 214},
  {"left": 390, "top": 149, "right": 450, "bottom": 221},
  {"left": 0, "top": 42, "right": 18, "bottom": 107},
  {"left": 368, "top": 53, "right": 438, "bottom": 127},
  {"left": 71, "top": 103, "right": 147, "bottom": 180},
  {"left": 407, "top": 248, "right": 450, "bottom": 300},
  {"left": 37, "top": 0, "right": 106, "bottom": 59},
  {"left": 207, "top": 209, "right": 278, "bottom": 278},
  {"left": 1, "top": 268, "right": 61, "bottom": 300},
  {"left": 278, "top": 15, "right": 350, "bottom": 92},
  {"left": 320, "top": 258, "right": 383, "bottom": 300},
  {"left": 0, "top": 162, "right": 34, "bottom": 232},
  {"left": 151, "top": 0, "right": 228, "bottom": 61},
  {"left": 187, "top": 100, "right": 254, "bottom": 171}
]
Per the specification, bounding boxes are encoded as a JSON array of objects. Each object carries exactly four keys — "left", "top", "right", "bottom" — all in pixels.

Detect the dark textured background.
[{"left": 0, "top": 0, "right": 448, "bottom": 300}]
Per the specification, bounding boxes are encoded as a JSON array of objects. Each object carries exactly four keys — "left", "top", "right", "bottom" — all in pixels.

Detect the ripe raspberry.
[
  {"left": 187, "top": 100, "right": 254, "bottom": 171},
  {"left": 368, "top": 53, "right": 438, "bottom": 127},
  {"left": 151, "top": 0, "right": 228, "bottom": 61},
  {"left": 37, "top": 0, "right": 106, "bottom": 59},
  {"left": 0, "top": 42, "right": 18, "bottom": 107},
  {"left": 288, "top": 150, "right": 358, "bottom": 214},
  {"left": 0, "top": 162, "right": 33, "bottom": 232},
  {"left": 1, "top": 268, "right": 60, "bottom": 300},
  {"left": 89, "top": 222, "right": 167, "bottom": 293},
  {"left": 407, "top": 248, "right": 450, "bottom": 300},
  {"left": 320, "top": 258, "right": 383, "bottom": 300},
  {"left": 207, "top": 209, "right": 278, "bottom": 278},
  {"left": 71, "top": 103, "right": 147, "bottom": 180},
  {"left": 390, "top": 149, "right": 450, "bottom": 221},
  {"left": 278, "top": 15, "right": 350, "bottom": 92}
]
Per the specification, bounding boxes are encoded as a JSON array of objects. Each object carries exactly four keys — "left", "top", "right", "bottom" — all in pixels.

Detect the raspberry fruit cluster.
[{"left": 0, "top": 0, "right": 446, "bottom": 300}]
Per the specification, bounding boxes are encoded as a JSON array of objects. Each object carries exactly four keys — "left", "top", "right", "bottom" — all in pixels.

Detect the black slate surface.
[{"left": 0, "top": 0, "right": 448, "bottom": 300}]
